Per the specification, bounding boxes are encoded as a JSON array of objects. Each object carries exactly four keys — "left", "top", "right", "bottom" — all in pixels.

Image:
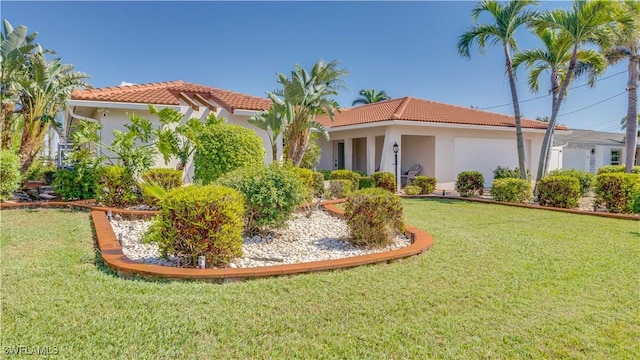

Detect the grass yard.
[{"left": 1, "top": 199, "right": 639, "bottom": 359}]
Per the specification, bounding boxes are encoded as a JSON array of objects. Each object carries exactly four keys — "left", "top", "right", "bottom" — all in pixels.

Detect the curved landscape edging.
[
  {"left": 1, "top": 199, "right": 434, "bottom": 281},
  {"left": 400, "top": 195, "right": 640, "bottom": 221}
]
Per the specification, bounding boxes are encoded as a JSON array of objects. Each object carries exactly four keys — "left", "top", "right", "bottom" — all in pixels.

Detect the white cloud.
[{"left": 119, "top": 81, "right": 136, "bottom": 86}]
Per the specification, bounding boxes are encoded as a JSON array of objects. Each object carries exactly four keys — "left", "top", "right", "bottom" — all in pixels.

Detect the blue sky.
[{"left": 3, "top": 1, "right": 632, "bottom": 132}]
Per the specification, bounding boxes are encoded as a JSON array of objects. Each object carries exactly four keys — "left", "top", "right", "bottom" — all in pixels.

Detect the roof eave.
[
  {"left": 325, "top": 119, "right": 564, "bottom": 133},
  {"left": 67, "top": 99, "right": 181, "bottom": 111}
]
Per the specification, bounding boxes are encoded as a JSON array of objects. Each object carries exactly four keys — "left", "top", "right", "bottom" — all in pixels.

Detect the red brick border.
[{"left": 1, "top": 200, "right": 433, "bottom": 281}]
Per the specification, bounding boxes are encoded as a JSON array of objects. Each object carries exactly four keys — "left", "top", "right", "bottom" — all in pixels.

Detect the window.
[{"left": 610, "top": 150, "right": 621, "bottom": 165}]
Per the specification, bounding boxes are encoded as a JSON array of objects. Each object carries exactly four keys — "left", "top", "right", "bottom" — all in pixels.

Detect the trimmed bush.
[
  {"left": 0, "top": 150, "right": 21, "bottom": 200},
  {"left": 456, "top": 171, "right": 484, "bottom": 197},
  {"left": 327, "top": 179, "right": 352, "bottom": 199},
  {"left": 330, "top": 170, "right": 361, "bottom": 192},
  {"left": 493, "top": 166, "right": 530, "bottom": 180},
  {"left": 216, "top": 164, "right": 305, "bottom": 232},
  {"left": 597, "top": 165, "right": 640, "bottom": 174},
  {"left": 140, "top": 168, "right": 183, "bottom": 206},
  {"left": 344, "top": 188, "right": 405, "bottom": 247},
  {"left": 353, "top": 170, "right": 368, "bottom": 177},
  {"left": 144, "top": 185, "right": 244, "bottom": 267},
  {"left": 193, "top": 123, "right": 265, "bottom": 184},
  {"left": 403, "top": 185, "right": 422, "bottom": 196},
  {"left": 372, "top": 172, "right": 396, "bottom": 192},
  {"left": 359, "top": 176, "right": 375, "bottom": 189},
  {"left": 23, "top": 161, "right": 57, "bottom": 184},
  {"left": 490, "top": 178, "right": 532, "bottom": 203},
  {"left": 318, "top": 169, "right": 332, "bottom": 180},
  {"left": 290, "top": 167, "right": 314, "bottom": 201},
  {"left": 96, "top": 165, "right": 140, "bottom": 208},
  {"left": 633, "top": 193, "right": 640, "bottom": 214},
  {"left": 547, "top": 169, "right": 594, "bottom": 196},
  {"left": 594, "top": 173, "right": 640, "bottom": 214},
  {"left": 312, "top": 171, "right": 325, "bottom": 198},
  {"left": 412, "top": 175, "right": 437, "bottom": 195},
  {"left": 537, "top": 176, "right": 581, "bottom": 208}
]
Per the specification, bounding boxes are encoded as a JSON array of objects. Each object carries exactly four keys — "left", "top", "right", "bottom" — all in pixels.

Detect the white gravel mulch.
[{"left": 109, "top": 209, "right": 410, "bottom": 268}]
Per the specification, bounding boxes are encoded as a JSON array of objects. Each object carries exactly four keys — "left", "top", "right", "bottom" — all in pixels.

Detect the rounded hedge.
[
  {"left": 597, "top": 165, "right": 640, "bottom": 174},
  {"left": 0, "top": 150, "right": 21, "bottom": 200},
  {"left": 216, "top": 164, "right": 305, "bottom": 232},
  {"left": 547, "top": 169, "right": 594, "bottom": 196},
  {"left": 290, "top": 167, "right": 314, "bottom": 201},
  {"left": 490, "top": 178, "right": 532, "bottom": 203},
  {"left": 594, "top": 173, "right": 640, "bottom": 214},
  {"left": 327, "top": 179, "right": 352, "bottom": 199},
  {"left": 145, "top": 185, "right": 244, "bottom": 267},
  {"left": 96, "top": 165, "right": 140, "bottom": 207},
  {"left": 403, "top": 185, "right": 422, "bottom": 196},
  {"left": 372, "top": 172, "right": 395, "bottom": 192},
  {"left": 193, "top": 123, "right": 265, "bottom": 184},
  {"left": 456, "top": 171, "right": 484, "bottom": 197},
  {"left": 312, "top": 171, "right": 325, "bottom": 197},
  {"left": 344, "top": 188, "right": 405, "bottom": 247},
  {"left": 412, "top": 175, "right": 437, "bottom": 195},
  {"left": 537, "top": 176, "right": 581, "bottom": 208},
  {"left": 358, "top": 176, "right": 375, "bottom": 189},
  {"left": 330, "top": 170, "right": 361, "bottom": 192}
]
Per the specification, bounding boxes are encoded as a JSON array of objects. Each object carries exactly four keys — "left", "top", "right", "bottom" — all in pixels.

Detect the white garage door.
[{"left": 454, "top": 137, "right": 519, "bottom": 187}]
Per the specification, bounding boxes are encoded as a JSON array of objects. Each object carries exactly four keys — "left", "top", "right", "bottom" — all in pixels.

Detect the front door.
[{"left": 336, "top": 142, "right": 345, "bottom": 169}]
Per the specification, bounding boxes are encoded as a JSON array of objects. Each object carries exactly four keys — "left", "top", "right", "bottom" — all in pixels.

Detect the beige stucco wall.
[{"left": 322, "top": 122, "right": 547, "bottom": 190}]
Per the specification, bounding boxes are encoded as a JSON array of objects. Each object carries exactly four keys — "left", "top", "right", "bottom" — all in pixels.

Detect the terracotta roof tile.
[
  {"left": 318, "top": 97, "right": 568, "bottom": 130},
  {"left": 71, "top": 80, "right": 272, "bottom": 112}
]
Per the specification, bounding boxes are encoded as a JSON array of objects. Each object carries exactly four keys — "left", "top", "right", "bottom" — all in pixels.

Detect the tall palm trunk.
[
  {"left": 1, "top": 104, "right": 15, "bottom": 150},
  {"left": 624, "top": 51, "right": 638, "bottom": 172},
  {"left": 536, "top": 45, "right": 579, "bottom": 182},
  {"left": 504, "top": 45, "right": 527, "bottom": 179}
]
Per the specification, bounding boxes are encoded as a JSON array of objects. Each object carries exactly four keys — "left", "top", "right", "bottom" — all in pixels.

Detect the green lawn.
[{"left": 1, "top": 200, "right": 639, "bottom": 359}]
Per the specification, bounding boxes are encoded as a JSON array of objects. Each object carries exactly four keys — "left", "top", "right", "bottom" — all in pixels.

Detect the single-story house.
[
  {"left": 316, "top": 97, "right": 569, "bottom": 190},
  {"left": 552, "top": 129, "right": 640, "bottom": 173},
  {"left": 65, "top": 81, "right": 568, "bottom": 190},
  {"left": 65, "top": 81, "right": 272, "bottom": 182}
]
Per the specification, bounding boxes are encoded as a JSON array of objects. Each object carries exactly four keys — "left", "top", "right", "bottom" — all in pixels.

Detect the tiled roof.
[
  {"left": 70, "top": 80, "right": 272, "bottom": 112},
  {"left": 317, "top": 97, "right": 568, "bottom": 130}
]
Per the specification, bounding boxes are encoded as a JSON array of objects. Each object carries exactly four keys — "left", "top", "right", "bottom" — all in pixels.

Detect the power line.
[
  {"left": 557, "top": 90, "right": 627, "bottom": 117},
  {"left": 479, "top": 70, "right": 628, "bottom": 110}
]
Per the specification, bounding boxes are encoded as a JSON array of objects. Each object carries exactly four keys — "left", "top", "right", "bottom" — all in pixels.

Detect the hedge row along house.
[{"left": 65, "top": 81, "right": 569, "bottom": 189}]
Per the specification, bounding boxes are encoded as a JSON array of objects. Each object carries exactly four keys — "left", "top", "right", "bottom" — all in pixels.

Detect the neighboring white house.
[
  {"left": 316, "top": 97, "right": 569, "bottom": 190},
  {"left": 64, "top": 81, "right": 273, "bottom": 182},
  {"left": 552, "top": 129, "right": 640, "bottom": 173}
]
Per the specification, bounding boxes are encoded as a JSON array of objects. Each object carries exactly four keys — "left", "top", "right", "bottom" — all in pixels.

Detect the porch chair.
[{"left": 401, "top": 164, "right": 422, "bottom": 186}]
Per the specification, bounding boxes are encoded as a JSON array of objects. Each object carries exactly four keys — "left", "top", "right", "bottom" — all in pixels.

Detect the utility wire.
[
  {"left": 557, "top": 90, "right": 627, "bottom": 117},
  {"left": 479, "top": 70, "right": 628, "bottom": 110}
]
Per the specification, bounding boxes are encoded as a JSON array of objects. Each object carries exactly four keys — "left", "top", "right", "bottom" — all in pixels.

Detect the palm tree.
[
  {"left": 457, "top": 0, "right": 538, "bottom": 180},
  {"left": 352, "top": 88, "right": 390, "bottom": 106},
  {"left": 1, "top": 20, "right": 38, "bottom": 150},
  {"left": 606, "top": 0, "right": 639, "bottom": 172},
  {"left": 248, "top": 95, "right": 285, "bottom": 162},
  {"left": 530, "top": 0, "right": 625, "bottom": 180},
  {"left": 16, "top": 47, "right": 89, "bottom": 172},
  {"left": 513, "top": 27, "right": 606, "bottom": 183},
  {"left": 275, "top": 60, "right": 347, "bottom": 166}
]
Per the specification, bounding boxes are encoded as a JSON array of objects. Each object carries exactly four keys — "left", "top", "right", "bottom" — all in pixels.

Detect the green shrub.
[
  {"left": 597, "top": 165, "right": 640, "bottom": 174},
  {"left": 193, "top": 123, "right": 265, "bottom": 184},
  {"left": 594, "top": 173, "right": 640, "bottom": 214},
  {"left": 456, "top": 171, "right": 485, "bottom": 197},
  {"left": 327, "top": 179, "right": 352, "bottom": 199},
  {"left": 633, "top": 193, "right": 640, "bottom": 214},
  {"left": 52, "top": 150, "right": 100, "bottom": 200},
  {"left": 290, "top": 167, "right": 314, "bottom": 201},
  {"left": 330, "top": 170, "right": 361, "bottom": 192},
  {"left": 537, "top": 176, "right": 581, "bottom": 208},
  {"left": 547, "top": 169, "right": 595, "bottom": 196},
  {"left": 491, "top": 178, "right": 533, "bottom": 203},
  {"left": 490, "top": 178, "right": 532, "bottom": 203},
  {"left": 412, "top": 175, "right": 437, "bottom": 195},
  {"left": 493, "top": 166, "right": 530, "bottom": 180},
  {"left": 372, "top": 172, "right": 396, "bottom": 192},
  {"left": 144, "top": 185, "right": 244, "bottom": 267},
  {"left": 96, "top": 165, "right": 140, "bottom": 208},
  {"left": 216, "top": 164, "right": 305, "bottom": 232},
  {"left": 403, "top": 185, "right": 422, "bottom": 196},
  {"left": 344, "top": 188, "right": 405, "bottom": 247},
  {"left": 0, "top": 150, "right": 21, "bottom": 200},
  {"left": 23, "top": 160, "right": 57, "bottom": 183},
  {"left": 42, "top": 169, "right": 57, "bottom": 185},
  {"left": 312, "top": 171, "right": 325, "bottom": 198},
  {"left": 140, "top": 168, "right": 183, "bottom": 206},
  {"left": 359, "top": 176, "right": 375, "bottom": 189},
  {"left": 318, "top": 169, "right": 332, "bottom": 180},
  {"left": 353, "top": 170, "right": 367, "bottom": 177}
]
